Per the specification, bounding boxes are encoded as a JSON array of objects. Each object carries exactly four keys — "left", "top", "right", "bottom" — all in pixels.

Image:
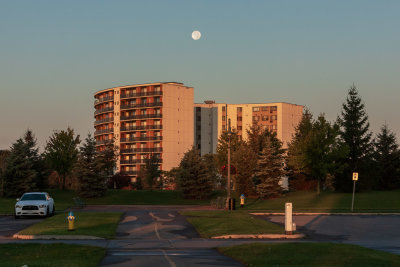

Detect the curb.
[
  {"left": 211, "top": 234, "right": 305, "bottom": 239},
  {"left": 250, "top": 213, "right": 400, "bottom": 216},
  {"left": 13, "top": 234, "right": 104, "bottom": 240}
]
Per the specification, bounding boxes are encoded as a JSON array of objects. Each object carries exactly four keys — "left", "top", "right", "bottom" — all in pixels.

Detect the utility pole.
[{"left": 227, "top": 118, "right": 231, "bottom": 200}]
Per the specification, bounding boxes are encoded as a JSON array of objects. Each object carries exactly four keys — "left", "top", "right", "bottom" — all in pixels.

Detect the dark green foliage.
[
  {"left": 202, "top": 154, "right": 224, "bottom": 190},
  {"left": 337, "top": 85, "right": 373, "bottom": 191},
  {"left": 74, "top": 135, "right": 106, "bottom": 198},
  {"left": 96, "top": 140, "right": 118, "bottom": 179},
  {"left": 2, "top": 130, "right": 46, "bottom": 197},
  {"left": 233, "top": 143, "right": 257, "bottom": 196},
  {"left": 255, "top": 134, "right": 285, "bottom": 199},
  {"left": 374, "top": 124, "right": 400, "bottom": 190},
  {"left": 216, "top": 129, "right": 243, "bottom": 169},
  {"left": 139, "top": 153, "right": 162, "bottom": 190},
  {"left": 107, "top": 172, "right": 131, "bottom": 189},
  {"left": 44, "top": 127, "right": 80, "bottom": 189},
  {"left": 176, "top": 147, "right": 212, "bottom": 199},
  {"left": 0, "top": 150, "right": 11, "bottom": 197}
]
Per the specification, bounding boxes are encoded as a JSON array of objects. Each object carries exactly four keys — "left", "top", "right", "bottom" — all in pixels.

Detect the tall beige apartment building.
[
  {"left": 94, "top": 82, "right": 194, "bottom": 179},
  {"left": 194, "top": 101, "right": 303, "bottom": 155}
]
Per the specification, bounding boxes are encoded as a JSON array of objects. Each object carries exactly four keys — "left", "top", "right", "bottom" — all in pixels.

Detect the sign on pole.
[
  {"left": 352, "top": 172, "right": 358, "bottom": 181},
  {"left": 351, "top": 172, "right": 358, "bottom": 212}
]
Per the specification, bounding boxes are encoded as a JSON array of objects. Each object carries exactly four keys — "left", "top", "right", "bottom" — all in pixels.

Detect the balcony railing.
[
  {"left": 94, "top": 106, "right": 114, "bottom": 115},
  {"left": 120, "top": 91, "right": 162, "bottom": 99},
  {"left": 94, "top": 95, "right": 114, "bottom": 105},
  {"left": 120, "top": 159, "right": 163, "bottom": 165},
  {"left": 121, "top": 171, "right": 139, "bottom": 176},
  {"left": 120, "top": 147, "right": 163, "bottom": 153},
  {"left": 120, "top": 102, "right": 162, "bottom": 110},
  {"left": 120, "top": 136, "right": 163, "bottom": 142},
  {"left": 120, "top": 113, "right": 162, "bottom": 121},
  {"left": 96, "top": 140, "right": 114, "bottom": 146},
  {"left": 94, "top": 117, "right": 114, "bottom": 126},
  {"left": 94, "top": 128, "right": 114, "bottom": 136},
  {"left": 120, "top": 125, "right": 162, "bottom": 131}
]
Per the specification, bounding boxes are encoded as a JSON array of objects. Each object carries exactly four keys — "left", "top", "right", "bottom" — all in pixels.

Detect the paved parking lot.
[{"left": 0, "top": 216, "right": 44, "bottom": 239}]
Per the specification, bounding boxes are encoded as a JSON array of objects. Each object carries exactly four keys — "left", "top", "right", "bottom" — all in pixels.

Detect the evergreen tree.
[
  {"left": 337, "top": 85, "right": 373, "bottom": 191},
  {"left": 74, "top": 134, "right": 106, "bottom": 198},
  {"left": 374, "top": 124, "right": 400, "bottom": 190},
  {"left": 0, "top": 150, "right": 11, "bottom": 197},
  {"left": 2, "top": 130, "right": 43, "bottom": 197},
  {"left": 176, "top": 147, "right": 212, "bottom": 199},
  {"left": 255, "top": 135, "right": 285, "bottom": 199},
  {"left": 44, "top": 127, "right": 80, "bottom": 189},
  {"left": 202, "top": 154, "right": 224, "bottom": 190},
  {"left": 140, "top": 153, "right": 162, "bottom": 190},
  {"left": 216, "top": 129, "right": 242, "bottom": 169},
  {"left": 233, "top": 142, "right": 257, "bottom": 196}
]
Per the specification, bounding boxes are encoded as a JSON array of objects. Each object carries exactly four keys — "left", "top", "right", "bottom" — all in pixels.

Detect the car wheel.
[
  {"left": 51, "top": 205, "right": 55, "bottom": 216},
  {"left": 46, "top": 207, "right": 50, "bottom": 217},
  {"left": 14, "top": 213, "right": 20, "bottom": 219}
]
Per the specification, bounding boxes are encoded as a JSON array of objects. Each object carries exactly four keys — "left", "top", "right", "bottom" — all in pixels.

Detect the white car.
[{"left": 15, "top": 192, "right": 55, "bottom": 219}]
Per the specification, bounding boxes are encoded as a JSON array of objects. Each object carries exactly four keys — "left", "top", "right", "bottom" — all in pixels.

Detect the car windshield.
[{"left": 20, "top": 194, "right": 46, "bottom": 201}]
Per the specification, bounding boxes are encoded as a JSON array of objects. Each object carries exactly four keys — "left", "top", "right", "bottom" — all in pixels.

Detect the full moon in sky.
[{"left": 191, "top": 30, "right": 201, "bottom": 40}]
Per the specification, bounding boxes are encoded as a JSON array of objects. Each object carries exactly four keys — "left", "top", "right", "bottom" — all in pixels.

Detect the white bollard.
[{"left": 285, "top": 202, "right": 293, "bottom": 235}]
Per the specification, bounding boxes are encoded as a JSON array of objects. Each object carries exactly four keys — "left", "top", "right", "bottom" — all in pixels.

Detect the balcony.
[
  {"left": 121, "top": 171, "right": 139, "bottom": 176},
  {"left": 120, "top": 125, "right": 162, "bottom": 131},
  {"left": 96, "top": 140, "right": 113, "bottom": 146},
  {"left": 94, "top": 128, "right": 113, "bottom": 136},
  {"left": 120, "top": 158, "right": 163, "bottom": 165},
  {"left": 94, "top": 95, "right": 114, "bottom": 105},
  {"left": 94, "top": 106, "right": 114, "bottom": 115},
  {"left": 120, "top": 136, "right": 163, "bottom": 142},
  {"left": 94, "top": 117, "right": 114, "bottom": 126},
  {"left": 120, "top": 114, "right": 162, "bottom": 121},
  {"left": 120, "top": 102, "right": 162, "bottom": 110},
  {"left": 120, "top": 147, "right": 163, "bottom": 153},
  {"left": 120, "top": 91, "right": 162, "bottom": 99}
]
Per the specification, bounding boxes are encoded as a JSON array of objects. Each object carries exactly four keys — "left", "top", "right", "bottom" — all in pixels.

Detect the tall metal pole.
[
  {"left": 227, "top": 119, "right": 231, "bottom": 200},
  {"left": 351, "top": 180, "right": 356, "bottom": 212}
]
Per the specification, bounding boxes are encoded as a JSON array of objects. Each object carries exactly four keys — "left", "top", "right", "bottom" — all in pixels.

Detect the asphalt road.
[
  {"left": 0, "top": 215, "right": 44, "bottom": 239},
  {"left": 264, "top": 214, "right": 400, "bottom": 255}
]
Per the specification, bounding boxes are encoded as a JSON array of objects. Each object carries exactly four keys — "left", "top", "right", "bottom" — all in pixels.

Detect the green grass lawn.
[
  {"left": 84, "top": 189, "right": 217, "bottom": 205},
  {"left": 18, "top": 212, "right": 122, "bottom": 239},
  {"left": 241, "top": 189, "right": 400, "bottom": 212},
  {"left": 0, "top": 243, "right": 105, "bottom": 267},
  {"left": 219, "top": 243, "right": 400, "bottom": 266},
  {"left": 182, "top": 210, "right": 284, "bottom": 238}
]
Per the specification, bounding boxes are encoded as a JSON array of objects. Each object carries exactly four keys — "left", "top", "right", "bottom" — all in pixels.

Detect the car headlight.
[
  {"left": 39, "top": 204, "right": 47, "bottom": 208},
  {"left": 15, "top": 205, "right": 22, "bottom": 208}
]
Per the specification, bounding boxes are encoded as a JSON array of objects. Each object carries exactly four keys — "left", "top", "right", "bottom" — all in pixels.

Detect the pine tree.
[
  {"left": 255, "top": 135, "right": 285, "bottom": 199},
  {"left": 374, "top": 124, "right": 400, "bottom": 190},
  {"left": 233, "top": 142, "right": 257, "bottom": 196},
  {"left": 177, "top": 147, "right": 212, "bottom": 199},
  {"left": 44, "top": 127, "right": 80, "bottom": 190},
  {"left": 337, "top": 85, "right": 373, "bottom": 191},
  {"left": 2, "top": 130, "right": 43, "bottom": 197},
  {"left": 140, "top": 153, "right": 162, "bottom": 190},
  {"left": 74, "top": 134, "right": 107, "bottom": 198}
]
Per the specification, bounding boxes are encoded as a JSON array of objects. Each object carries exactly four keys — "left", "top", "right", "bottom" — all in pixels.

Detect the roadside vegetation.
[
  {"left": 18, "top": 212, "right": 122, "bottom": 239},
  {"left": 0, "top": 243, "right": 105, "bottom": 267},
  {"left": 182, "top": 210, "right": 284, "bottom": 238},
  {"left": 219, "top": 243, "right": 400, "bottom": 267}
]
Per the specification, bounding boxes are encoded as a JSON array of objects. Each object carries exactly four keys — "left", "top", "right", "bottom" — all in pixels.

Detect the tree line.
[{"left": 169, "top": 85, "right": 400, "bottom": 199}]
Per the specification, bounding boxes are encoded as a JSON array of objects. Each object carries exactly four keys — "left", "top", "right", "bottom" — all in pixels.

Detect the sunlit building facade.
[
  {"left": 94, "top": 82, "right": 194, "bottom": 180},
  {"left": 194, "top": 101, "right": 303, "bottom": 155}
]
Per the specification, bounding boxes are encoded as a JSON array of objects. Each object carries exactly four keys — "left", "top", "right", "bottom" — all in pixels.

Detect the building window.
[
  {"left": 262, "top": 106, "right": 268, "bottom": 111},
  {"left": 262, "top": 115, "right": 269, "bottom": 121},
  {"left": 253, "top": 116, "right": 259, "bottom": 121},
  {"left": 271, "top": 106, "right": 277, "bottom": 111},
  {"left": 252, "top": 107, "right": 260, "bottom": 112},
  {"left": 237, "top": 107, "right": 242, "bottom": 112},
  {"left": 238, "top": 126, "right": 242, "bottom": 131},
  {"left": 222, "top": 116, "right": 225, "bottom": 121},
  {"left": 272, "top": 125, "right": 277, "bottom": 130},
  {"left": 272, "top": 115, "right": 277, "bottom": 120},
  {"left": 237, "top": 116, "right": 242, "bottom": 121}
]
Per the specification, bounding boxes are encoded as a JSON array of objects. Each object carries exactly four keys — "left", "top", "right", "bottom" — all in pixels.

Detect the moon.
[{"left": 192, "top": 30, "right": 201, "bottom": 40}]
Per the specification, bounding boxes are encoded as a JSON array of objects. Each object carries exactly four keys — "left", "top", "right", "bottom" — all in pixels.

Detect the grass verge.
[
  {"left": 241, "top": 189, "right": 400, "bottom": 212},
  {"left": 18, "top": 212, "right": 122, "bottom": 239},
  {"left": 182, "top": 210, "right": 284, "bottom": 238},
  {"left": 0, "top": 243, "right": 105, "bottom": 267},
  {"left": 219, "top": 243, "right": 400, "bottom": 266}
]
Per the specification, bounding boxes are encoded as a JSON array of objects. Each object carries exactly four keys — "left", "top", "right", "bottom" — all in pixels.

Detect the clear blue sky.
[{"left": 1, "top": 0, "right": 399, "bottom": 149}]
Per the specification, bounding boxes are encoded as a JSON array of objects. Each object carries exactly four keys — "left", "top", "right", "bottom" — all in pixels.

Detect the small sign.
[{"left": 352, "top": 172, "right": 358, "bottom": 181}]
